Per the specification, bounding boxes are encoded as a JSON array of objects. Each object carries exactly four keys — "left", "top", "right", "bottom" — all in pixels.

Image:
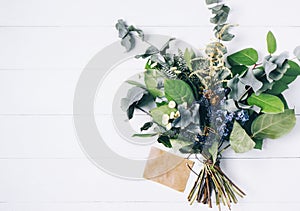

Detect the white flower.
[
  {"left": 168, "top": 100, "right": 176, "bottom": 109},
  {"left": 166, "top": 123, "right": 172, "bottom": 130},
  {"left": 161, "top": 114, "right": 169, "bottom": 125},
  {"left": 169, "top": 111, "right": 175, "bottom": 119}
]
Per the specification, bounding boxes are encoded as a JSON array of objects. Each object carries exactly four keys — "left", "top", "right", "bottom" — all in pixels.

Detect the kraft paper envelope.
[{"left": 143, "top": 147, "right": 194, "bottom": 192}]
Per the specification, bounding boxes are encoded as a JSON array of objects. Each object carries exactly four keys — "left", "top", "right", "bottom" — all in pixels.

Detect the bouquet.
[{"left": 116, "top": 0, "right": 300, "bottom": 209}]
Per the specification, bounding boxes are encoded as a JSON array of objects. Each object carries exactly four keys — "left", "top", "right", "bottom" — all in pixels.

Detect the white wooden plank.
[
  {"left": 12, "top": 202, "right": 300, "bottom": 211},
  {"left": 1, "top": 115, "right": 300, "bottom": 159},
  {"left": 0, "top": 69, "right": 299, "bottom": 114},
  {"left": 0, "top": 158, "right": 299, "bottom": 203},
  {"left": 0, "top": 26, "right": 299, "bottom": 69},
  {"left": 0, "top": 0, "right": 298, "bottom": 26}
]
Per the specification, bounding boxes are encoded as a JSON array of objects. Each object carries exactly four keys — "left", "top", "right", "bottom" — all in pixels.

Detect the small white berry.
[
  {"left": 168, "top": 100, "right": 176, "bottom": 109},
  {"left": 166, "top": 123, "right": 172, "bottom": 130},
  {"left": 161, "top": 114, "right": 169, "bottom": 125},
  {"left": 170, "top": 111, "right": 175, "bottom": 119}
]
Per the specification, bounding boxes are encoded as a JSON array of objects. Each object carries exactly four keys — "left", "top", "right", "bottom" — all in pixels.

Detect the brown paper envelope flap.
[
  {"left": 143, "top": 147, "right": 186, "bottom": 179},
  {"left": 143, "top": 147, "right": 194, "bottom": 192}
]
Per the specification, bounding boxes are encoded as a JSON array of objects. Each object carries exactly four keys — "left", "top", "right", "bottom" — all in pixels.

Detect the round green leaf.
[
  {"left": 251, "top": 109, "right": 296, "bottom": 139},
  {"left": 227, "top": 48, "right": 258, "bottom": 66},
  {"left": 164, "top": 79, "right": 195, "bottom": 105},
  {"left": 247, "top": 93, "right": 284, "bottom": 114}
]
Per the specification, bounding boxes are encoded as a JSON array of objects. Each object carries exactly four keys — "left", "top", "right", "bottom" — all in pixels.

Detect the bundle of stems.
[{"left": 187, "top": 160, "right": 245, "bottom": 210}]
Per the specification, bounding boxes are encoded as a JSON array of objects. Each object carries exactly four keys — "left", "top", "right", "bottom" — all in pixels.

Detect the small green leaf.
[
  {"left": 247, "top": 93, "right": 284, "bottom": 114},
  {"left": 140, "top": 122, "right": 153, "bottom": 131},
  {"left": 230, "top": 121, "right": 255, "bottom": 153},
  {"left": 149, "top": 105, "right": 176, "bottom": 125},
  {"left": 253, "top": 138, "right": 263, "bottom": 150},
  {"left": 227, "top": 48, "right": 259, "bottom": 66},
  {"left": 132, "top": 133, "right": 158, "bottom": 137},
  {"left": 267, "top": 31, "right": 277, "bottom": 54},
  {"left": 251, "top": 109, "right": 296, "bottom": 139},
  {"left": 157, "top": 135, "right": 172, "bottom": 148},
  {"left": 184, "top": 48, "right": 195, "bottom": 70},
  {"left": 164, "top": 79, "right": 195, "bottom": 105}
]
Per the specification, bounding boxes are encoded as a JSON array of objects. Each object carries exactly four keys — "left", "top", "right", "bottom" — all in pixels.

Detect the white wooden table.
[{"left": 1, "top": 0, "right": 300, "bottom": 210}]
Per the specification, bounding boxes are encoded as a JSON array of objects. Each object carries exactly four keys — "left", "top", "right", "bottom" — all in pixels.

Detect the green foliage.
[
  {"left": 157, "top": 135, "right": 172, "bottom": 148},
  {"left": 267, "top": 31, "right": 277, "bottom": 54},
  {"left": 184, "top": 48, "right": 195, "bottom": 70},
  {"left": 251, "top": 109, "right": 296, "bottom": 139},
  {"left": 132, "top": 133, "right": 158, "bottom": 137},
  {"left": 115, "top": 19, "right": 144, "bottom": 51},
  {"left": 164, "top": 79, "right": 195, "bottom": 104},
  {"left": 149, "top": 105, "right": 176, "bottom": 125},
  {"left": 210, "top": 4, "right": 230, "bottom": 25},
  {"left": 253, "top": 138, "right": 263, "bottom": 150},
  {"left": 144, "top": 69, "right": 164, "bottom": 97},
  {"left": 230, "top": 121, "right": 255, "bottom": 153},
  {"left": 227, "top": 48, "right": 258, "bottom": 66},
  {"left": 140, "top": 122, "right": 153, "bottom": 131},
  {"left": 267, "top": 60, "right": 300, "bottom": 94},
  {"left": 247, "top": 93, "right": 284, "bottom": 114},
  {"left": 121, "top": 87, "right": 148, "bottom": 119},
  {"left": 230, "top": 65, "right": 247, "bottom": 77}
]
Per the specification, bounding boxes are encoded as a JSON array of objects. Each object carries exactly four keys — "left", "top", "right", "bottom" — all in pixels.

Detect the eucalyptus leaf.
[
  {"left": 135, "top": 46, "right": 159, "bottom": 59},
  {"left": 247, "top": 93, "right": 284, "bottom": 114},
  {"left": 239, "top": 69, "right": 263, "bottom": 93},
  {"left": 121, "top": 86, "right": 147, "bottom": 111},
  {"left": 267, "top": 31, "right": 277, "bottom": 54},
  {"left": 132, "top": 133, "right": 158, "bottom": 137},
  {"left": 251, "top": 109, "right": 296, "bottom": 139},
  {"left": 206, "top": 0, "right": 219, "bottom": 4},
  {"left": 227, "top": 75, "right": 246, "bottom": 101},
  {"left": 210, "top": 4, "right": 230, "bottom": 25},
  {"left": 230, "top": 121, "right": 255, "bottom": 153},
  {"left": 160, "top": 38, "right": 176, "bottom": 55},
  {"left": 115, "top": 19, "right": 129, "bottom": 38},
  {"left": 293, "top": 46, "right": 300, "bottom": 60},
  {"left": 227, "top": 48, "right": 258, "bottom": 66},
  {"left": 164, "top": 79, "right": 195, "bottom": 104},
  {"left": 121, "top": 35, "right": 135, "bottom": 52}
]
